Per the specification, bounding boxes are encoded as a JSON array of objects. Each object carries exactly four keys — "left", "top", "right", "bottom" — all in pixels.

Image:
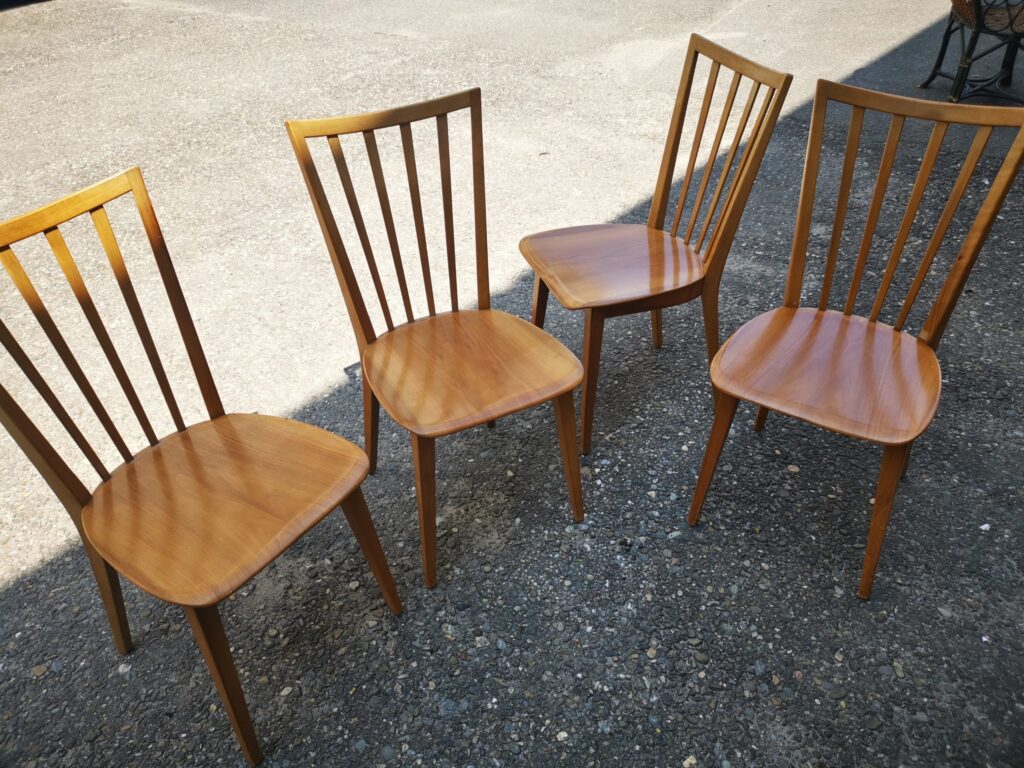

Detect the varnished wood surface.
[
  {"left": 362, "top": 309, "right": 583, "bottom": 438},
  {"left": 519, "top": 224, "right": 705, "bottom": 310},
  {"left": 82, "top": 413, "right": 369, "bottom": 607},
  {"left": 712, "top": 308, "right": 941, "bottom": 445}
]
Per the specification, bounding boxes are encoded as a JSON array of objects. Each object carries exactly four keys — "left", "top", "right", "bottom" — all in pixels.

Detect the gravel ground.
[{"left": 2, "top": 1, "right": 1023, "bottom": 767}]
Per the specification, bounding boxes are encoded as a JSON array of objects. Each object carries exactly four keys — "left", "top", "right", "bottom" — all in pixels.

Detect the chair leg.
[
  {"left": 688, "top": 393, "right": 739, "bottom": 527},
  {"left": 552, "top": 391, "right": 585, "bottom": 523},
  {"left": 84, "top": 545, "right": 133, "bottom": 655},
  {"left": 362, "top": 372, "right": 379, "bottom": 475},
  {"left": 951, "top": 27, "right": 981, "bottom": 101},
  {"left": 858, "top": 443, "right": 910, "bottom": 600},
  {"left": 411, "top": 433, "right": 438, "bottom": 588},
  {"left": 650, "top": 309, "right": 663, "bottom": 349},
  {"left": 183, "top": 604, "right": 262, "bottom": 766},
  {"left": 340, "top": 488, "right": 403, "bottom": 615},
  {"left": 753, "top": 406, "right": 770, "bottom": 433},
  {"left": 580, "top": 309, "right": 605, "bottom": 455},
  {"left": 531, "top": 274, "right": 549, "bottom": 329},
  {"left": 700, "top": 289, "right": 720, "bottom": 368},
  {"left": 920, "top": 12, "right": 957, "bottom": 88},
  {"left": 900, "top": 442, "right": 913, "bottom": 480},
  {"left": 486, "top": 420, "right": 496, "bottom": 429},
  {"left": 999, "top": 37, "right": 1019, "bottom": 86}
]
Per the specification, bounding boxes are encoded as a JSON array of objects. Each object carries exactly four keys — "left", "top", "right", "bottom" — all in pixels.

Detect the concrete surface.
[{"left": 1, "top": 0, "right": 1023, "bottom": 766}]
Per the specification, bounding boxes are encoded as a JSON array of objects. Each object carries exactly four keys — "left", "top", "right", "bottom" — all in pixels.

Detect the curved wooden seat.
[
  {"left": 82, "top": 413, "right": 369, "bottom": 607},
  {"left": 519, "top": 224, "right": 705, "bottom": 310},
  {"left": 712, "top": 308, "right": 941, "bottom": 445},
  {"left": 363, "top": 309, "right": 582, "bottom": 438}
]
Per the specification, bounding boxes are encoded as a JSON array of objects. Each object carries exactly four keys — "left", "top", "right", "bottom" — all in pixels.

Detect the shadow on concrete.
[{"left": 3, "top": 15, "right": 1023, "bottom": 768}]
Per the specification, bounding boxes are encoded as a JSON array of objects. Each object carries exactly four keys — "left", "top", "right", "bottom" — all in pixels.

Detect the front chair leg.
[
  {"left": 920, "top": 12, "right": 957, "bottom": 88},
  {"left": 340, "top": 488, "right": 403, "bottom": 615},
  {"left": 411, "top": 433, "right": 438, "bottom": 588},
  {"left": 858, "top": 443, "right": 910, "bottom": 600},
  {"left": 753, "top": 406, "right": 770, "bottom": 433},
  {"left": 531, "top": 274, "right": 549, "bottom": 328},
  {"left": 183, "top": 605, "right": 262, "bottom": 766},
  {"left": 650, "top": 309, "right": 663, "bottom": 349},
  {"left": 84, "top": 544, "right": 133, "bottom": 655},
  {"left": 688, "top": 393, "right": 739, "bottom": 526},
  {"left": 362, "top": 371, "right": 380, "bottom": 474},
  {"left": 580, "top": 309, "right": 605, "bottom": 455},
  {"left": 552, "top": 391, "right": 585, "bottom": 523}
]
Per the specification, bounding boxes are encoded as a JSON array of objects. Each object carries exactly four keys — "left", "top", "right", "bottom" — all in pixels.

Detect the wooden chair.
[
  {"left": 689, "top": 81, "right": 1024, "bottom": 599},
  {"left": 0, "top": 168, "right": 403, "bottom": 764},
  {"left": 519, "top": 35, "right": 792, "bottom": 453},
  {"left": 286, "top": 89, "right": 585, "bottom": 589}
]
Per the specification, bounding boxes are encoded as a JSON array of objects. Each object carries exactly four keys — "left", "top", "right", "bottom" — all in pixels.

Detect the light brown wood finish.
[
  {"left": 0, "top": 169, "right": 403, "bottom": 764},
  {"left": 520, "top": 35, "right": 792, "bottom": 453},
  {"left": 287, "top": 88, "right": 586, "bottom": 588},
  {"left": 690, "top": 80, "right": 1024, "bottom": 599}
]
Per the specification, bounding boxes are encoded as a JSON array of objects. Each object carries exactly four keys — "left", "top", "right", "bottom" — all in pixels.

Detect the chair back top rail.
[
  {"left": 783, "top": 79, "right": 1024, "bottom": 349},
  {"left": 287, "top": 88, "right": 488, "bottom": 351},
  {"left": 648, "top": 34, "right": 793, "bottom": 287},
  {"left": 0, "top": 168, "right": 222, "bottom": 518}
]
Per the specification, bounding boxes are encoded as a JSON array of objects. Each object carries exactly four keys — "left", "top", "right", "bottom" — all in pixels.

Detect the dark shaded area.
[
  {"left": 2, "top": 16, "right": 1023, "bottom": 768},
  {"left": 0, "top": 1, "right": 48, "bottom": 11}
]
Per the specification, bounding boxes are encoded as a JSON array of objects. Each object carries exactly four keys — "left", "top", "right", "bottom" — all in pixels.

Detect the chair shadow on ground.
[{"left": 3, "top": 15, "right": 1024, "bottom": 767}]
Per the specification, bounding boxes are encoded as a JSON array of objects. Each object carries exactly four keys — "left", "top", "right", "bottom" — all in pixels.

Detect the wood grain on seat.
[
  {"left": 712, "top": 308, "right": 941, "bottom": 445},
  {"left": 362, "top": 309, "right": 582, "bottom": 438},
  {"left": 520, "top": 224, "right": 705, "bottom": 310},
  {"left": 82, "top": 413, "right": 369, "bottom": 607}
]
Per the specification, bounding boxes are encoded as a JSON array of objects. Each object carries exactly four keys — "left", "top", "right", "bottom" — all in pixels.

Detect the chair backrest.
[
  {"left": 783, "top": 80, "right": 1024, "bottom": 348},
  {"left": 287, "top": 89, "right": 488, "bottom": 352},
  {"left": 0, "top": 167, "right": 221, "bottom": 519},
  {"left": 952, "top": 1, "right": 1024, "bottom": 35},
  {"left": 648, "top": 35, "right": 792, "bottom": 285}
]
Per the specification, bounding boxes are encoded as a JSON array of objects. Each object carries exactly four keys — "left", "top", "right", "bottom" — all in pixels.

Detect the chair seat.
[
  {"left": 519, "top": 223, "right": 705, "bottom": 310},
  {"left": 712, "top": 307, "right": 942, "bottom": 445},
  {"left": 362, "top": 309, "right": 583, "bottom": 437},
  {"left": 82, "top": 413, "right": 368, "bottom": 606}
]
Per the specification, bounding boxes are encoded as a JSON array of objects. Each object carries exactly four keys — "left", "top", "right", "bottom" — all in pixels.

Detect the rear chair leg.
[
  {"left": 531, "top": 274, "right": 549, "bottom": 329},
  {"left": 580, "top": 309, "right": 605, "bottom": 455},
  {"left": 688, "top": 393, "right": 739, "bottom": 526},
  {"left": 362, "top": 372, "right": 379, "bottom": 474},
  {"left": 184, "top": 605, "right": 262, "bottom": 766},
  {"left": 411, "top": 433, "right": 438, "bottom": 588},
  {"left": 650, "top": 309, "right": 663, "bottom": 349},
  {"left": 858, "top": 443, "right": 910, "bottom": 600},
  {"left": 552, "top": 391, "right": 585, "bottom": 523},
  {"left": 340, "top": 488, "right": 403, "bottom": 615},
  {"left": 753, "top": 406, "right": 770, "bottom": 432}
]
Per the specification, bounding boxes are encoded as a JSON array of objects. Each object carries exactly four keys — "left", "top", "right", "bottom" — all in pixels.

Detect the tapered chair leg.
[
  {"left": 531, "top": 274, "right": 549, "bottom": 329},
  {"left": 580, "top": 309, "right": 605, "bottom": 455},
  {"left": 651, "top": 309, "right": 663, "bottom": 349},
  {"left": 920, "top": 13, "right": 957, "bottom": 88},
  {"left": 184, "top": 605, "right": 262, "bottom": 766},
  {"left": 753, "top": 406, "right": 769, "bottom": 433},
  {"left": 951, "top": 28, "right": 981, "bottom": 101},
  {"left": 84, "top": 545, "right": 133, "bottom": 655},
  {"left": 900, "top": 442, "right": 913, "bottom": 480},
  {"left": 552, "top": 391, "right": 585, "bottom": 523},
  {"left": 362, "top": 372, "right": 379, "bottom": 474},
  {"left": 700, "top": 289, "right": 720, "bottom": 368},
  {"left": 340, "top": 488, "right": 403, "bottom": 615},
  {"left": 411, "top": 433, "right": 438, "bottom": 588},
  {"left": 688, "top": 393, "right": 739, "bottom": 526},
  {"left": 858, "top": 443, "right": 910, "bottom": 600}
]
